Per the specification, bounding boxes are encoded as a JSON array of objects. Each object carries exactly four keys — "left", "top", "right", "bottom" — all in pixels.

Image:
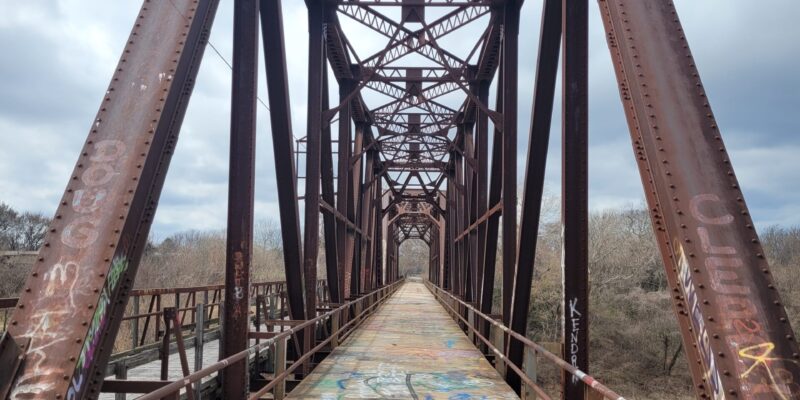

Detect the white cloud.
[{"left": 0, "top": 0, "right": 797, "bottom": 238}]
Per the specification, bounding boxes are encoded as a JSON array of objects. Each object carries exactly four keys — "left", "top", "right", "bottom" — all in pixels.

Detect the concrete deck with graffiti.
[{"left": 288, "top": 281, "right": 518, "bottom": 399}]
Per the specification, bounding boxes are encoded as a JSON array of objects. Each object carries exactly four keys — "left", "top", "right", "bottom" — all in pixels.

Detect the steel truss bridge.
[{"left": 1, "top": 0, "right": 798, "bottom": 399}]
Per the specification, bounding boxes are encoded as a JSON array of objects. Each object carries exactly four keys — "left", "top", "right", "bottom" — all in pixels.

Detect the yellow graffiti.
[{"left": 739, "top": 342, "right": 798, "bottom": 400}]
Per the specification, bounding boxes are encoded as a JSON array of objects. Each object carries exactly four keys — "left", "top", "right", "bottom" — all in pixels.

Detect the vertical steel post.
[
  {"left": 320, "top": 67, "right": 341, "bottom": 304},
  {"left": 222, "top": 0, "right": 259, "bottom": 396},
  {"left": 481, "top": 58, "right": 504, "bottom": 315},
  {"left": 337, "top": 80, "right": 353, "bottom": 299},
  {"left": 508, "top": 0, "right": 562, "bottom": 392},
  {"left": 302, "top": 0, "right": 326, "bottom": 321},
  {"left": 259, "top": 0, "right": 306, "bottom": 322},
  {"left": 454, "top": 137, "right": 465, "bottom": 297},
  {"left": 561, "top": 0, "right": 589, "bottom": 398},
  {"left": 374, "top": 178, "right": 384, "bottom": 287},
  {"left": 501, "top": 0, "right": 519, "bottom": 332},
  {"left": 349, "top": 125, "right": 365, "bottom": 295}
]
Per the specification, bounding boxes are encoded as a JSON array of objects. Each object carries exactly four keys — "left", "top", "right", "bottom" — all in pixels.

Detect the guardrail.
[
  {"left": 136, "top": 278, "right": 405, "bottom": 400},
  {"left": 425, "top": 281, "right": 625, "bottom": 400},
  {"left": 1, "top": 280, "right": 328, "bottom": 345},
  {"left": 2, "top": 279, "right": 329, "bottom": 399}
]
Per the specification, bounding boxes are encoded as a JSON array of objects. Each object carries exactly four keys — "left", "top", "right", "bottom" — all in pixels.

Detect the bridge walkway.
[{"left": 287, "top": 281, "right": 518, "bottom": 399}]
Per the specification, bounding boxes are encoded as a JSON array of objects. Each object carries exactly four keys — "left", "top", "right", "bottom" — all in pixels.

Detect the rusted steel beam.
[
  {"left": 320, "top": 68, "right": 342, "bottom": 304},
  {"left": 302, "top": 0, "right": 327, "bottom": 321},
  {"left": 560, "top": 0, "right": 590, "bottom": 398},
  {"left": 454, "top": 136, "right": 466, "bottom": 297},
  {"left": 480, "top": 64, "right": 503, "bottom": 315},
  {"left": 463, "top": 119, "right": 478, "bottom": 302},
  {"left": 348, "top": 125, "right": 366, "bottom": 296},
  {"left": 100, "top": 379, "right": 171, "bottom": 394},
  {"left": 223, "top": 0, "right": 259, "bottom": 396},
  {"left": 507, "top": 0, "right": 562, "bottom": 392},
  {"left": 358, "top": 151, "right": 376, "bottom": 292},
  {"left": 3, "top": 0, "right": 219, "bottom": 398},
  {"left": 337, "top": 80, "right": 355, "bottom": 299},
  {"left": 320, "top": 200, "right": 365, "bottom": 237},
  {"left": 259, "top": 0, "right": 306, "bottom": 322},
  {"left": 599, "top": 1, "right": 800, "bottom": 398},
  {"left": 374, "top": 180, "right": 384, "bottom": 287},
  {"left": 455, "top": 202, "right": 502, "bottom": 243},
  {"left": 501, "top": 0, "right": 519, "bottom": 331}
]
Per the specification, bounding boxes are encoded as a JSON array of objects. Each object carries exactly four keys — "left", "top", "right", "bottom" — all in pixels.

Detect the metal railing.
[
  {"left": 137, "top": 278, "right": 405, "bottom": 400},
  {"left": 425, "top": 281, "right": 626, "bottom": 400},
  {"left": 1, "top": 280, "right": 327, "bottom": 344}
]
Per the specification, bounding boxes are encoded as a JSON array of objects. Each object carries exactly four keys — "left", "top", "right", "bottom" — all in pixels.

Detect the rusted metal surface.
[
  {"left": 508, "top": 0, "right": 561, "bottom": 393},
  {"left": 259, "top": 0, "right": 307, "bottom": 323},
  {"left": 302, "top": 0, "right": 324, "bottom": 321},
  {"left": 222, "top": 0, "right": 259, "bottom": 396},
  {"left": 0, "top": 333, "right": 28, "bottom": 398},
  {"left": 4, "top": 0, "right": 219, "bottom": 398},
  {"left": 561, "top": 0, "right": 590, "bottom": 398},
  {"left": 598, "top": 0, "right": 800, "bottom": 398},
  {"left": 3, "top": 0, "right": 797, "bottom": 398}
]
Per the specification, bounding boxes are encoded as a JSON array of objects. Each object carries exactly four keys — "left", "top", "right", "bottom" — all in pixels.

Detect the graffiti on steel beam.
[
  {"left": 9, "top": 139, "right": 128, "bottom": 399},
  {"left": 678, "top": 193, "right": 798, "bottom": 399},
  {"left": 567, "top": 297, "right": 583, "bottom": 384},
  {"left": 676, "top": 242, "right": 725, "bottom": 399},
  {"left": 67, "top": 257, "right": 129, "bottom": 399}
]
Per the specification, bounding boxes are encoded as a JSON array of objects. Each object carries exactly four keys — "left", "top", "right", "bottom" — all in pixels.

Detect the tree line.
[{"left": 0, "top": 202, "right": 50, "bottom": 251}]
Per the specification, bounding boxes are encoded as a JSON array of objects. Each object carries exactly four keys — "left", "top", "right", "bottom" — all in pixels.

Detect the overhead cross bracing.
[{"left": 1, "top": 0, "right": 799, "bottom": 399}]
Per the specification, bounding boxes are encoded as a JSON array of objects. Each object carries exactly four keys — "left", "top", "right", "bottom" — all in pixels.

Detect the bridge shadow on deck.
[{"left": 287, "top": 281, "right": 518, "bottom": 399}]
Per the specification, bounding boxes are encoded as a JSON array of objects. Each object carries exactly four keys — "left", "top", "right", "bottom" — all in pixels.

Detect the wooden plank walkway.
[
  {"left": 99, "top": 340, "right": 221, "bottom": 400},
  {"left": 288, "top": 281, "right": 519, "bottom": 399}
]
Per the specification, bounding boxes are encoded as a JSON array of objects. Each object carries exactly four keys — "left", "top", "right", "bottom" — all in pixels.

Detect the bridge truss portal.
[{"left": 1, "top": 0, "right": 799, "bottom": 399}]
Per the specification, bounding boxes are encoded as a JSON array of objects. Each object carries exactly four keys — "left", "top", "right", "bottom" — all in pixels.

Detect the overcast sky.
[{"left": 0, "top": 0, "right": 798, "bottom": 240}]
